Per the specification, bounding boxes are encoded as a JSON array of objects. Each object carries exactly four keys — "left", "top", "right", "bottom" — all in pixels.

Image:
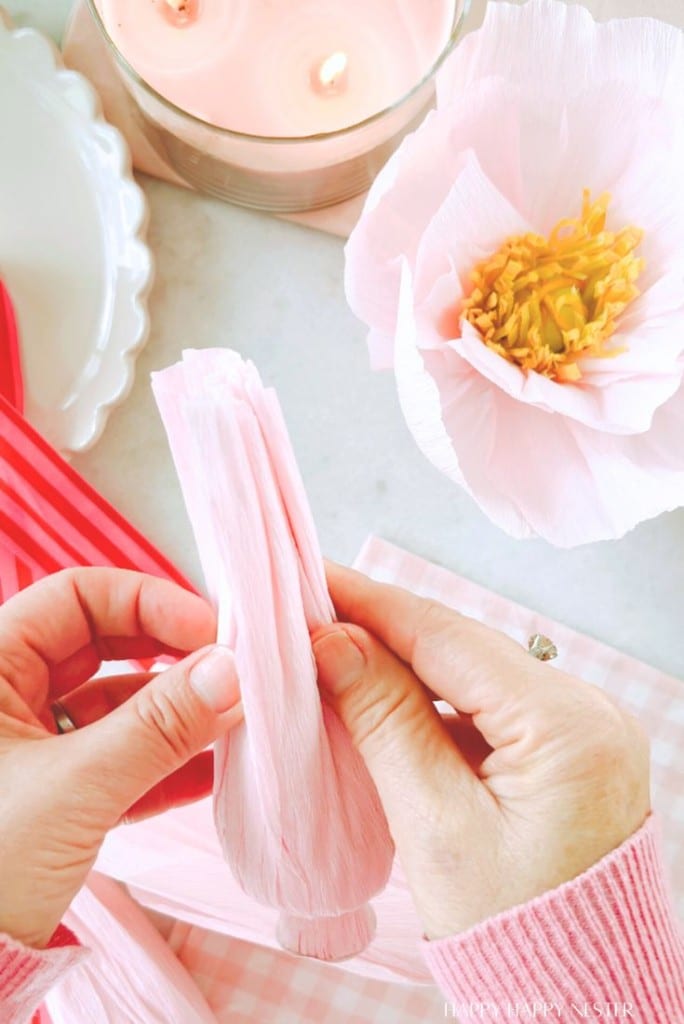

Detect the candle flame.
[{"left": 318, "top": 51, "right": 348, "bottom": 89}]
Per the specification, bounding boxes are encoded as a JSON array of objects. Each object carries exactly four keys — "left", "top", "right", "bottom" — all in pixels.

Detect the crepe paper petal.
[
  {"left": 395, "top": 264, "right": 684, "bottom": 547},
  {"left": 152, "top": 349, "right": 394, "bottom": 962},
  {"left": 437, "top": 0, "right": 684, "bottom": 113},
  {"left": 514, "top": 86, "right": 675, "bottom": 236},
  {"left": 434, "top": 283, "right": 684, "bottom": 544},
  {"left": 449, "top": 322, "right": 683, "bottom": 437},
  {"left": 393, "top": 264, "right": 529, "bottom": 539},
  {"left": 345, "top": 0, "right": 684, "bottom": 545},
  {"left": 344, "top": 78, "right": 525, "bottom": 347},
  {"left": 413, "top": 149, "right": 532, "bottom": 306},
  {"left": 344, "top": 109, "right": 458, "bottom": 341},
  {"left": 367, "top": 327, "right": 395, "bottom": 371},
  {"left": 608, "top": 128, "right": 684, "bottom": 293},
  {"left": 45, "top": 874, "right": 215, "bottom": 1024},
  {"left": 429, "top": 364, "right": 616, "bottom": 547},
  {"left": 561, "top": 393, "right": 684, "bottom": 544}
]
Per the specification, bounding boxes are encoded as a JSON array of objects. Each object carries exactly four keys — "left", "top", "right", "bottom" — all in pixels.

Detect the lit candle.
[
  {"left": 92, "top": 0, "right": 466, "bottom": 210},
  {"left": 101, "top": 0, "right": 456, "bottom": 135},
  {"left": 312, "top": 52, "right": 349, "bottom": 98}
]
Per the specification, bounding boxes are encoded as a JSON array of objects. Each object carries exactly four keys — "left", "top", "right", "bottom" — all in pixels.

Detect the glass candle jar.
[{"left": 86, "top": 0, "right": 471, "bottom": 213}]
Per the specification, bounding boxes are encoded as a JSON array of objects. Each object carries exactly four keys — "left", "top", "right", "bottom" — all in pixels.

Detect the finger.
[
  {"left": 326, "top": 562, "right": 529, "bottom": 678},
  {"left": 51, "top": 672, "right": 157, "bottom": 731},
  {"left": 312, "top": 624, "right": 485, "bottom": 853},
  {"left": 0, "top": 568, "right": 216, "bottom": 712},
  {"left": 441, "top": 713, "right": 493, "bottom": 773},
  {"left": 64, "top": 644, "right": 241, "bottom": 823},
  {"left": 50, "top": 640, "right": 188, "bottom": 696},
  {"left": 326, "top": 562, "right": 553, "bottom": 748},
  {"left": 0, "top": 679, "right": 45, "bottom": 730},
  {"left": 123, "top": 750, "right": 214, "bottom": 823}
]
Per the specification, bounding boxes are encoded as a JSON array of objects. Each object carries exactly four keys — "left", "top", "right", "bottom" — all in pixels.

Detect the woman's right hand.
[{"left": 313, "top": 564, "right": 651, "bottom": 941}]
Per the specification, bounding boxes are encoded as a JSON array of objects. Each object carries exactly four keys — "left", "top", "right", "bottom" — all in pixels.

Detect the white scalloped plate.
[{"left": 0, "top": 8, "right": 152, "bottom": 455}]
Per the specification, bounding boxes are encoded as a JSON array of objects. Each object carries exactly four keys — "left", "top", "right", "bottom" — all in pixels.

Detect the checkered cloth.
[
  {"left": 140, "top": 536, "right": 683, "bottom": 1023},
  {"left": 156, "top": 921, "right": 445, "bottom": 1023}
]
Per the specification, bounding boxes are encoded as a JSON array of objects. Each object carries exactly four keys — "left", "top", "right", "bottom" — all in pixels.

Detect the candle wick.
[{"left": 161, "top": 0, "right": 198, "bottom": 25}]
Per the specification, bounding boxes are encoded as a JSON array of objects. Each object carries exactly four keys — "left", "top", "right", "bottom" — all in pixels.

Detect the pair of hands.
[{"left": 0, "top": 566, "right": 650, "bottom": 949}]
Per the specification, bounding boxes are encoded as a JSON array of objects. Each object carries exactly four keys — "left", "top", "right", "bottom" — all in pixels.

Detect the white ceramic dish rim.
[{"left": 0, "top": 7, "right": 153, "bottom": 456}]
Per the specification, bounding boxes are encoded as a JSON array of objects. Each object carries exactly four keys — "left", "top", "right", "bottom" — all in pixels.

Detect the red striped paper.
[
  {"left": 0, "top": 393, "right": 195, "bottom": 602},
  {"left": 0, "top": 279, "right": 23, "bottom": 412}
]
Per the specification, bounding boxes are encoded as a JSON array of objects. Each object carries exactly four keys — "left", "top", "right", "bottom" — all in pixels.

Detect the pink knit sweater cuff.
[
  {"left": 0, "top": 924, "right": 87, "bottom": 1023},
  {"left": 423, "top": 817, "right": 684, "bottom": 1021}
]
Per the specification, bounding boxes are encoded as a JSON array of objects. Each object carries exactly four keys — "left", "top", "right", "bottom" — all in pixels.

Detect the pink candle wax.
[{"left": 99, "top": 0, "right": 456, "bottom": 137}]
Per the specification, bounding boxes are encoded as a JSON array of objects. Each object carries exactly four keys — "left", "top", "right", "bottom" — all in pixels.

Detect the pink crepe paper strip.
[
  {"left": 151, "top": 348, "right": 395, "bottom": 961},
  {"left": 44, "top": 874, "right": 216, "bottom": 1024}
]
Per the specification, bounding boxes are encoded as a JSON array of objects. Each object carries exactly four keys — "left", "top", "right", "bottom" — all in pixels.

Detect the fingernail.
[
  {"left": 313, "top": 629, "right": 366, "bottom": 695},
  {"left": 190, "top": 646, "right": 239, "bottom": 714}
]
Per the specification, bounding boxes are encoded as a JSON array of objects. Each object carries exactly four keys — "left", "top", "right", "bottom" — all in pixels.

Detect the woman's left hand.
[{"left": 0, "top": 568, "right": 241, "bottom": 949}]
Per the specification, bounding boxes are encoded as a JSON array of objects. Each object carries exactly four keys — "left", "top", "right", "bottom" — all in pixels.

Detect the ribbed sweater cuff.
[
  {"left": 0, "top": 924, "right": 87, "bottom": 1023},
  {"left": 423, "top": 817, "right": 684, "bottom": 1022}
]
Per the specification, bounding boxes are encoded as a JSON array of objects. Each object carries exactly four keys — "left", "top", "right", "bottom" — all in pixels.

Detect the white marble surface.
[{"left": 10, "top": 0, "right": 684, "bottom": 680}]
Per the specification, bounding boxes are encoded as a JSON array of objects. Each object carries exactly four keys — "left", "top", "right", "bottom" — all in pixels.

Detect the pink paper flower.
[{"left": 345, "top": 0, "right": 684, "bottom": 546}]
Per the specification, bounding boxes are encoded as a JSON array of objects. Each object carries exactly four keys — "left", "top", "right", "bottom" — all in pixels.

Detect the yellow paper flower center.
[{"left": 461, "top": 191, "right": 645, "bottom": 383}]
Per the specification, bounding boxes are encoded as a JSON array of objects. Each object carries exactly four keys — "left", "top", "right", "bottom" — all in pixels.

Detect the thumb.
[
  {"left": 68, "top": 644, "right": 240, "bottom": 821},
  {"left": 313, "top": 624, "right": 476, "bottom": 831}
]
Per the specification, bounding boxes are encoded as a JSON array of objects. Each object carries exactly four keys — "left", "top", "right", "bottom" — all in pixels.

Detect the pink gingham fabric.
[
  {"left": 159, "top": 921, "right": 445, "bottom": 1023},
  {"left": 131, "top": 535, "right": 682, "bottom": 1023}
]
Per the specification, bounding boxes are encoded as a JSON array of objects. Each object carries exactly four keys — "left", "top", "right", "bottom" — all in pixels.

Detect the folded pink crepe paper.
[
  {"left": 45, "top": 875, "right": 216, "bottom": 1024},
  {"left": 95, "top": 535, "right": 684, "bottom": 986},
  {"left": 151, "top": 349, "right": 394, "bottom": 962}
]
